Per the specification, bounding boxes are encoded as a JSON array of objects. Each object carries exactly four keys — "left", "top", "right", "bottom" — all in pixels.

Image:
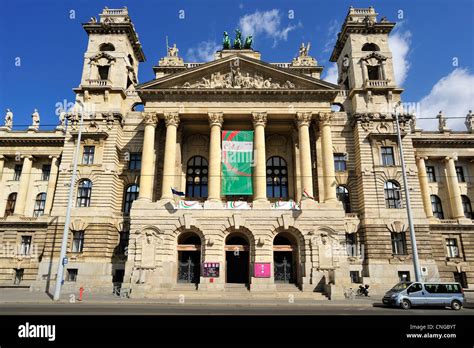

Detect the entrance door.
[
  {"left": 226, "top": 250, "right": 249, "bottom": 283},
  {"left": 178, "top": 251, "right": 200, "bottom": 283},
  {"left": 274, "top": 251, "right": 294, "bottom": 283}
]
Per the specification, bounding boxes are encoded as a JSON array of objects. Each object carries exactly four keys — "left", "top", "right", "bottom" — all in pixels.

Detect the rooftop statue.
[
  {"left": 167, "top": 43, "right": 179, "bottom": 57},
  {"left": 299, "top": 42, "right": 311, "bottom": 57},
  {"left": 233, "top": 29, "right": 242, "bottom": 49},
  {"left": 31, "top": 108, "right": 40, "bottom": 130},
  {"left": 4, "top": 108, "right": 13, "bottom": 130},
  {"left": 223, "top": 31, "right": 231, "bottom": 49},
  {"left": 243, "top": 35, "right": 253, "bottom": 49}
]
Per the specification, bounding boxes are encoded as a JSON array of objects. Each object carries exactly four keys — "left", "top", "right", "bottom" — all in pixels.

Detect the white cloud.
[
  {"left": 323, "top": 19, "right": 340, "bottom": 53},
  {"left": 239, "top": 9, "right": 299, "bottom": 47},
  {"left": 388, "top": 26, "right": 412, "bottom": 86},
  {"left": 186, "top": 40, "right": 220, "bottom": 62},
  {"left": 322, "top": 63, "right": 338, "bottom": 84},
  {"left": 417, "top": 68, "right": 474, "bottom": 130}
]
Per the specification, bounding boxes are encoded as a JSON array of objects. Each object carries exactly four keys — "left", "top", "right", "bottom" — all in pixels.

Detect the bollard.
[{"left": 78, "top": 287, "right": 84, "bottom": 301}]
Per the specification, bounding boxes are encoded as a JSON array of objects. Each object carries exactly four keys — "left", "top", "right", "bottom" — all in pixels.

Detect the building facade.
[{"left": 1, "top": 7, "right": 473, "bottom": 298}]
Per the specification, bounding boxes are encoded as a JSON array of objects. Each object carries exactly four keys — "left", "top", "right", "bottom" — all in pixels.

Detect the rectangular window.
[
  {"left": 426, "top": 166, "right": 436, "bottom": 182},
  {"left": 334, "top": 154, "right": 347, "bottom": 172},
  {"left": 367, "top": 65, "right": 380, "bottom": 80},
  {"left": 66, "top": 269, "right": 78, "bottom": 282},
  {"left": 350, "top": 271, "right": 361, "bottom": 284},
  {"left": 98, "top": 66, "right": 110, "bottom": 80},
  {"left": 13, "top": 164, "right": 22, "bottom": 181},
  {"left": 391, "top": 232, "right": 407, "bottom": 255},
  {"left": 454, "top": 272, "right": 468, "bottom": 288},
  {"left": 118, "top": 231, "right": 129, "bottom": 254},
  {"left": 41, "top": 164, "right": 51, "bottom": 181},
  {"left": 14, "top": 269, "right": 24, "bottom": 285},
  {"left": 82, "top": 146, "right": 95, "bottom": 165},
  {"left": 446, "top": 238, "right": 459, "bottom": 258},
  {"left": 20, "top": 236, "right": 32, "bottom": 255},
  {"left": 345, "top": 233, "right": 358, "bottom": 257},
  {"left": 381, "top": 147, "right": 395, "bottom": 166},
  {"left": 455, "top": 166, "right": 465, "bottom": 182},
  {"left": 398, "top": 271, "right": 411, "bottom": 282},
  {"left": 128, "top": 153, "right": 142, "bottom": 170},
  {"left": 72, "top": 231, "right": 84, "bottom": 253}
]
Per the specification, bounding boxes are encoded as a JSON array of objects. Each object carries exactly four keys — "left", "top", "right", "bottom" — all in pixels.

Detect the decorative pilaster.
[
  {"left": 296, "top": 112, "right": 313, "bottom": 200},
  {"left": 14, "top": 156, "right": 33, "bottom": 215},
  {"left": 444, "top": 156, "right": 464, "bottom": 219},
  {"left": 252, "top": 112, "right": 268, "bottom": 203},
  {"left": 319, "top": 113, "right": 337, "bottom": 203},
  {"left": 160, "top": 112, "right": 180, "bottom": 200},
  {"left": 138, "top": 112, "right": 158, "bottom": 201},
  {"left": 207, "top": 112, "right": 224, "bottom": 202},
  {"left": 44, "top": 156, "right": 60, "bottom": 214},
  {"left": 415, "top": 156, "right": 434, "bottom": 219},
  {"left": 0, "top": 155, "right": 4, "bottom": 181}
]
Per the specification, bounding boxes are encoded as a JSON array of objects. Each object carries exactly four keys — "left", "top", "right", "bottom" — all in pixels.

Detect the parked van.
[{"left": 382, "top": 281, "right": 464, "bottom": 310}]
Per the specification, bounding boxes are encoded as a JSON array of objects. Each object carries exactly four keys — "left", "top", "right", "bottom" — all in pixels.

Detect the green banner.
[{"left": 221, "top": 130, "right": 254, "bottom": 195}]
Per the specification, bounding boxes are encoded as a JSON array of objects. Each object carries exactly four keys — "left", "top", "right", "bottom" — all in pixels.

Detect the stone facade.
[{"left": 0, "top": 7, "right": 473, "bottom": 298}]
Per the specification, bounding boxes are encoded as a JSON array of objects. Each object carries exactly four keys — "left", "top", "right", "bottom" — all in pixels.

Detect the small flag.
[
  {"left": 303, "top": 189, "right": 314, "bottom": 200},
  {"left": 171, "top": 188, "right": 185, "bottom": 197}
]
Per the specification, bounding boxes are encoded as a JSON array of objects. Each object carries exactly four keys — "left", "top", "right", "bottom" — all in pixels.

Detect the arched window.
[
  {"left": 362, "top": 43, "right": 380, "bottom": 51},
  {"left": 461, "top": 195, "right": 472, "bottom": 219},
  {"left": 430, "top": 195, "right": 444, "bottom": 219},
  {"left": 123, "top": 184, "right": 139, "bottom": 214},
  {"left": 128, "top": 54, "right": 134, "bottom": 66},
  {"left": 185, "top": 156, "right": 208, "bottom": 199},
  {"left": 76, "top": 180, "right": 92, "bottom": 207},
  {"left": 99, "top": 43, "right": 115, "bottom": 51},
  {"left": 266, "top": 156, "right": 288, "bottom": 199},
  {"left": 336, "top": 186, "right": 351, "bottom": 213},
  {"left": 5, "top": 192, "right": 17, "bottom": 217},
  {"left": 384, "top": 181, "right": 401, "bottom": 208},
  {"left": 33, "top": 192, "right": 47, "bottom": 217}
]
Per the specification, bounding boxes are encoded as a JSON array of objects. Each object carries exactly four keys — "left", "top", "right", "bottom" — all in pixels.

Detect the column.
[
  {"left": 0, "top": 155, "right": 4, "bottom": 181},
  {"left": 44, "top": 155, "right": 60, "bottom": 214},
  {"left": 296, "top": 112, "right": 313, "bottom": 199},
  {"left": 319, "top": 113, "right": 337, "bottom": 203},
  {"left": 444, "top": 156, "right": 464, "bottom": 219},
  {"left": 415, "top": 156, "right": 434, "bottom": 219},
  {"left": 252, "top": 112, "right": 268, "bottom": 203},
  {"left": 138, "top": 112, "right": 158, "bottom": 201},
  {"left": 14, "top": 155, "right": 33, "bottom": 215},
  {"left": 207, "top": 112, "right": 223, "bottom": 202},
  {"left": 160, "top": 112, "right": 180, "bottom": 200}
]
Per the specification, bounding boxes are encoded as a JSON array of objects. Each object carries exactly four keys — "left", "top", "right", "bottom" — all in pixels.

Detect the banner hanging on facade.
[{"left": 221, "top": 130, "right": 254, "bottom": 195}]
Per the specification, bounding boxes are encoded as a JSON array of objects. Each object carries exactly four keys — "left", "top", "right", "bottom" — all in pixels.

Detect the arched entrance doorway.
[
  {"left": 177, "top": 232, "right": 201, "bottom": 284},
  {"left": 225, "top": 233, "right": 250, "bottom": 284},
  {"left": 273, "top": 233, "right": 297, "bottom": 284}
]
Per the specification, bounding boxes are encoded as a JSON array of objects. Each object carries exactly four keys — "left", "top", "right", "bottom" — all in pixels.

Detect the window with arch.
[
  {"left": 76, "top": 180, "right": 92, "bottom": 207},
  {"left": 185, "top": 156, "right": 208, "bottom": 199},
  {"left": 461, "top": 195, "right": 472, "bottom": 219},
  {"left": 266, "top": 156, "right": 288, "bottom": 199},
  {"left": 361, "top": 43, "right": 380, "bottom": 51},
  {"left": 99, "top": 43, "right": 115, "bottom": 51},
  {"left": 33, "top": 192, "right": 47, "bottom": 217},
  {"left": 123, "top": 184, "right": 139, "bottom": 214},
  {"left": 5, "top": 192, "right": 17, "bottom": 217},
  {"left": 384, "top": 181, "right": 401, "bottom": 208},
  {"left": 430, "top": 195, "right": 444, "bottom": 219},
  {"left": 336, "top": 186, "right": 351, "bottom": 213}
]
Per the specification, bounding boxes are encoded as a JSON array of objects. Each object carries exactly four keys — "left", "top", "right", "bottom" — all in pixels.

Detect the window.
[
  {"left": 13, "top": 164, "right": 22, "bottom": 181},
  {"left": 381, "top": 146, "right": 395, "bottom": 166},
  {"left": 334, "top": 154, "right": 347, "bottom": 172},
  {"left": 345, "top": 233, "right": 358, "bottom": 257},
  {"left": 336, "top": 186, "right": 351, "bottom": 213},
  {"left": 14, "top": 269, "right": 24, "bottom": 285},
  {"left": 367, "top": 65, "right": 380, "bottom": 80},
  {"left": 461, "top": 195, "right": 472, "bottom": 219},
  {"left": 266, "top": 156, "right": 289, "bottom": 199},
  {"left": 185, "top": 156, "right": 208, "bottom": 199},
  {"left": 391, "top": 232, "right": 407, "bottom": 255},
  {"left": 361, "top": 43, "right": 380, "bottom": 51},
  {"left": 72, "top": 231, "right": 84, "bottom": 253},
  {"left": 384, "top": 181, "right": 401, "bottom": 208},
  {"left": 446, "top": 238, "right": 459, "bottom": 258},
  {"left": 430, "top": 195, "right": 444, "bottom": 219},
  {"left": 118, "top": 231, "right": 129, "bottom": 254},
  {"left": 454, "top": 272, "right": 468, "bottom": 288},
  {"left": 123, "top": 184, "right": 139, "bottom": 214},
  {"left": 99, "top": 43, "right": 115, "bottom": 51},
  {"left": 41, "top": 164, "right": 51, "bottom": 181},
  {"left": 76, "top": 180, "right": 92, "bottom": 207},
  {"left": 128, "top": 153, "right": 141, "bottom": 170},
  {"left": 66, "top": 269, "right": 78, "bottom": 282},
  {"left": 350, "top": 271, "right": 361, "bottom": 283},
  {"left": 408, "top": 283, "right": 423, "bottom": 293},
  {"left": 5, "top": 192, "right": 17, "bottom": 217},
  {"left": 20, "top": 236, "right": 32, "bottom": 255},
  {"left": 98, "top": 66, "right": 110, "bottom": 80},
  {"left": 398, "top": 271, "right": 410, "bottom": 282},
  {"left": 33, "top": 192, "right": 47, "bottom": 217},
  {"left": 426, "top": 166, "right": 436, "bottom": 182},
  {"left": 82, "top": 146, "right": 95, "bottom": 165},
  {"left": 455, "top": 166, "right": 465, "bottom": 182}
]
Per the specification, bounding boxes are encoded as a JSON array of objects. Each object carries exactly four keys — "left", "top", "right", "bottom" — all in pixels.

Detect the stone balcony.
[{"left": 364, "top": 79, "right": 390, "bottom": 89}]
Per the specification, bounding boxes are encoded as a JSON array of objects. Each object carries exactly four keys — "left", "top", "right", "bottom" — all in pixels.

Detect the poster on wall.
[
  {"left": 253, "top": 263, "right": 271, "bottom": 278},
  {"left": 221, "top": 130, "right": 254, "bottom": 195},
  {"left": 202, "top": 262, "right": 220, "bottom": 277}
]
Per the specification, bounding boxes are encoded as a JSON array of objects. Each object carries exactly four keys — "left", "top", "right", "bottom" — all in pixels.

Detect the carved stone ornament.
[
  {"left": 208, "top": 112, "right": 224, "bottom": 127},
  {"left": 318, "top": 112, "right": 333, "bottom": 126},
  {"left": 142, "top": 112, "right": 158, "bottom": 126},
  {"left": 164, "top": 112, "right": 180, "bottom": 127},
  {"left": 252, "top": 112, "right": 267, "bottom": 127},
  {"left": 465, "top": 110, "right": 474, "bottom": 133},
  {"left": 296, "top": 112, "right": 312, "bottom": 127}
]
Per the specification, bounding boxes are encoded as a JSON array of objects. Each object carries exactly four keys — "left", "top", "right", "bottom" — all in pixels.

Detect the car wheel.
[
  {"left": 401, "top": 299, "right": 411, "bottom": 310},
  {"left": 451, "top": 300, "right": 462, "bottom": 311}
]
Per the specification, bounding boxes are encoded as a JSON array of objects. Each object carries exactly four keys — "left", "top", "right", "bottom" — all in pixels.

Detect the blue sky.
[{"left": 1, "top": 0, "right": 473, "bottom": 130}]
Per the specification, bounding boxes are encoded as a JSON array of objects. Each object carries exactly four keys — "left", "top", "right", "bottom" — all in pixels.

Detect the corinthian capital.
[
  {"left": 164, "top": 112, "right": 180, "bottom": 127},
  {"left": 318, "top": 112, "right": 333, "bottom": 125},
  {"left": 296, "top": 112, "right": 312, "bottom": 127},
  {"left": 208, "top": 112, "right": 224, "bottom": 127},
  {"left": 252, "top": 112, "right": 267, "bottom": 128},
  {"left": 142, "top": 112, "right": 158, "bottom": 126}
]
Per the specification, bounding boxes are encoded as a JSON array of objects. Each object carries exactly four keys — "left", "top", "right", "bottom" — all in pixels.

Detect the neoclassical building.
[{"left": 1, "top": 7, "right": 473, "bottom": 298}]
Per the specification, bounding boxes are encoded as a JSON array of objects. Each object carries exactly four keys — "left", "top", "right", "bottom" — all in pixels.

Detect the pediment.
[{"left": 137, "top": 54, "right": 338, "bottom": 92}]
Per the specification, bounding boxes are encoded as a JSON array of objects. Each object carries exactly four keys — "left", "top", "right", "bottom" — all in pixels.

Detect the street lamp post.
[{"left": 53, "top": 101, "right": 85, "bottom": 301}]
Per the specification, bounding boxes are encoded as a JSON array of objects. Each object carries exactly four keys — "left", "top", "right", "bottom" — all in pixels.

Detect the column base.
[{"left": 252, "top": 199, "right": 271, "bottom": 209}]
